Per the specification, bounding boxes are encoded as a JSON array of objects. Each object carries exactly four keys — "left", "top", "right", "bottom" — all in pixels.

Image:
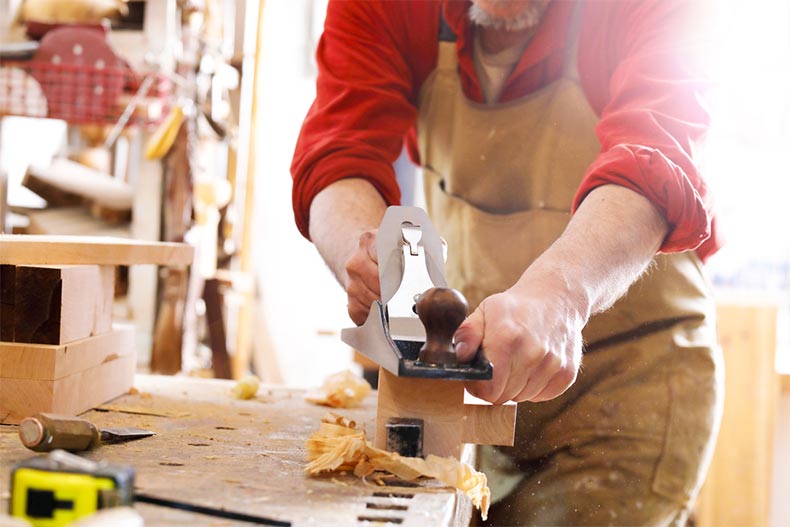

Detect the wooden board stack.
[
  {"left": 0, "top": 263, "right": 136, "bottom": 423},
  {"left": 0, "top": 234, "right": 194, "bottom": 424}
]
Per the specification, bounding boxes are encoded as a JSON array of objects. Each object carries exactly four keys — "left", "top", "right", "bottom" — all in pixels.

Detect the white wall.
[{"left": 252, "top": 0, "right": 352, "bottom": 388}]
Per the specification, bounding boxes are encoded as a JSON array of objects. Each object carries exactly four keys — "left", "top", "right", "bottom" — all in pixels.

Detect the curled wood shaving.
[
  {"left": 305, "top": 413, "right": 490, "bottom": 520},
  {"left": 304, "top": 370, "right": 372, "bottom": 408},
  {"left": 232, "top": 374, "right": 260, "bottom": 400}
]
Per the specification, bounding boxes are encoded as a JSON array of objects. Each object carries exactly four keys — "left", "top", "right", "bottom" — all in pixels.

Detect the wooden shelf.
[{"left": 0, "top": 234, "right": 193, "bottom": 266}]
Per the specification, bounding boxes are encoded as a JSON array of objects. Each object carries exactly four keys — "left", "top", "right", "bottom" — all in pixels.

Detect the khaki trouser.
[{"left": 473, "top": 316, "right": 723, "bottom": 527}]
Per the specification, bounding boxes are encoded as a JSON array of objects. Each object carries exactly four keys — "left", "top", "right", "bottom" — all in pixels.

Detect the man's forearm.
[
  {"left": 308, "top": 178, "right": 388, "bottom": 287},
  {"left": 517, "top": 184, "right": 669, "bottom": 321}
]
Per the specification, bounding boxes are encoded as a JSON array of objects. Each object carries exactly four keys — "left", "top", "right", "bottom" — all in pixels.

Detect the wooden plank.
[
  {"left": 24, "top": 158, "right": 133, "bottom": 215},
  {"left": 0, "top": 325, "right": 134, "bottom": 380},
  {"left": 695, "top": 302, "right": 779, "bottom": 527},
  {"left": 25, "top": 207, "right": 130, "bottom": 238},
  {"left": 231, "top": 0, "right": 266, "bottom": 380},
  {"left": 0, "top": 351, "right": 136, "bottom": 424},
  {"left": 150, "top": 268, "right": 188, "bottom": 375},
  {"left": 0, "top": 235, "right": 193, "bottom": 266},
  {"left": 150, "top": 118, "right": 193, "bottom": 375},
  {"left": 4, "top": 264, "right": 114, "bottom": 345},
  {"left": 202, "top": 277, "right": 230, "bottom": 378}
]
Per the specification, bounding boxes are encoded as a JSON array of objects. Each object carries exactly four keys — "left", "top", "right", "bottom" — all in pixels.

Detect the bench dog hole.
[
  {"left": 357, "top": 516, "right": 403, "bottom": 524},
  {"left": 366, "top": 503, "right": 409, "bottom": 511},
  {"left": 371, "top": 492, "right": 414, "bottom": 499}
]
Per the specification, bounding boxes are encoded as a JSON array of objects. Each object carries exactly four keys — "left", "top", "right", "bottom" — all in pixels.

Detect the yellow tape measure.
[{"left": 9, "top": 450, "right": 134, "bottom": 527}]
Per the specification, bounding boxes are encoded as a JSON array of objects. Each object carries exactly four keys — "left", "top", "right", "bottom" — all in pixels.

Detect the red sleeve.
[
  {"left": 290, "top": 1, "right": 436, "bottom": 240},
  {"left": 573, "top": 0, "right": 720, "bottom": 258}
]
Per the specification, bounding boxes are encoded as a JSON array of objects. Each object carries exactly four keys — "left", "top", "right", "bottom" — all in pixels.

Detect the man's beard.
[{"left": 469, "top": 2, "right": 545, "bottom": 32}]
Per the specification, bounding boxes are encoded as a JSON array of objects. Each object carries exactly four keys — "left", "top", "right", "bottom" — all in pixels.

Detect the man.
[{"left": 291, "top": 1, "right": 722, "bottom": 525}]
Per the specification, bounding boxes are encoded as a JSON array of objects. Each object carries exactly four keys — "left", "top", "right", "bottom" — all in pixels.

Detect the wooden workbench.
[{"left": 0, "top": 375, "right": 472, "bottom": 526}]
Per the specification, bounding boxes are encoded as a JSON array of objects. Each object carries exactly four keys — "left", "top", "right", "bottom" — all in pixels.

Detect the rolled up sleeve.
[
  {"left": 573, "top": 0, "right": 718, "bottom": 257},
  {"left": 290, "top": 1, "right": 424, "bottom": 239}
]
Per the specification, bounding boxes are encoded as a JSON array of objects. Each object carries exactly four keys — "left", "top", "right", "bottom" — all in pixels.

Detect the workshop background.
[{"left": 1, "top": 1, "right": 789, "bottom": 526}]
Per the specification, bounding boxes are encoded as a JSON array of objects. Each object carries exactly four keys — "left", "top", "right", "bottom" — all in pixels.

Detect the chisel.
[{"left": 18, "top": 413, "right": 154, "bottom": 453}]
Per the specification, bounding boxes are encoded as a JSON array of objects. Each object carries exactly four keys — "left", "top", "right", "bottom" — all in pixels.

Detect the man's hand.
[
  {"left": 454, "top": 274, "right": 586, "bottom": 404},
  {"left": 452, "top": 184, "right": 669, "bottom": 404},
  {"left": 309, "top": 178, "right": 388, "bottom": 324},
  {"left": 344, "top": 230, "right": 381, "bottom": 325}
]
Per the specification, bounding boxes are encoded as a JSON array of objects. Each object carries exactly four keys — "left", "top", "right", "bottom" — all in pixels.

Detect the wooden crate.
[{"left": 0, "top": 325, "right": 136, "bottom": 423}]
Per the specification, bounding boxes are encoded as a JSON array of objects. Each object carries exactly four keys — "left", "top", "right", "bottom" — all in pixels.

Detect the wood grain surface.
[
  {"left": 0, "top": 235, "right": 193, "bottom": 266},
  {"left": 1, "top": 264, "right": 114, "bottom": 345},
  {"left": 0, "top": 375, "right": 473, "bottom": 527},
  {"left": 376, "top": 367, "right": 466, "bottom": 459},
  {"left": 0, "top": 328, "right": 136, "bottom": 423},
  {"left": 0, "top": 325, "right": 135, "bottom": 381}
]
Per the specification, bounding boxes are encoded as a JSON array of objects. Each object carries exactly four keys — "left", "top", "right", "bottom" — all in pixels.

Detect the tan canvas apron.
[{"left": 416, "top": 6, "right": 722, "bottom": 526}]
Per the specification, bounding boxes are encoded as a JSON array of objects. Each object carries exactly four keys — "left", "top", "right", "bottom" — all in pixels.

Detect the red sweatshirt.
[{"left": 291, "top": 0, "right": 721, "bottom": 260}]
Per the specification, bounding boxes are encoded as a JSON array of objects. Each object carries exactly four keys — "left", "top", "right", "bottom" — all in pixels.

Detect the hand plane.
[
  {"left": 341, "top": 206, "right": 492, "bottom": 380},
  {"left": 341, "top": 207, "right": 514, "bottom": 460}
]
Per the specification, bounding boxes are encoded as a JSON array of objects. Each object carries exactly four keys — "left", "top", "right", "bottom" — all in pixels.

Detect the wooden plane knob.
[{"left": 416, "top": 287, "right": 468, "bottom": 366}]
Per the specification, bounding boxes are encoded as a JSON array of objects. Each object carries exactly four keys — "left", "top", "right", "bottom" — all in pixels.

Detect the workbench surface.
[{"left": 0, "top": 375, "right": 472, "bottom": 526}]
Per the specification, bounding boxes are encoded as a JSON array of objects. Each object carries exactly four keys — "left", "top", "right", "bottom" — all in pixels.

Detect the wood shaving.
[
  {"left": 305, "top": 413, "right": 490, "bottom": 520},
  {"left": 232, "top": 374, "right": 260, "bottom": 400},
  {"left": 304, "top": 370, "right": 372, "bottom": 408}
]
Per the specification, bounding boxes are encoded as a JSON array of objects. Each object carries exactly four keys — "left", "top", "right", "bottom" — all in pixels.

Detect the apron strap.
[
  {"left": 437, "top": 8, "right": 458, "bottom": 72},
  {"left": 562, "top": 2, "right": 586, "bottom": 80},
  {"left": 438, "top": 8, "right": 457, "bottom": 42}
]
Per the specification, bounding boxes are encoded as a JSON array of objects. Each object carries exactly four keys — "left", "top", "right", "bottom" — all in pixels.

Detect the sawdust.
[
  {"left": 304, "top": 370, "right": 372, "bottom": 409},
  {"left": 305, "top": 413, "right": 490, "bottom": 520}
]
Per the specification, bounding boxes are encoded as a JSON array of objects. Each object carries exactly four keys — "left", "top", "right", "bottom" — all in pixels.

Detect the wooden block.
[
  {"left": 461, "top": 394, "right": 517, "bottom": 446},
  {"left": 0, "top": 326, "right": 136, "bottom": 424},
  {"left": 0, "top": 355, "right": 136, "bottom": 424},
  {"left": 376, "top": 367, "right": 465, "bottom": 459},
  {"left": 0, "top": 235, "right": 194, "bottom": 266},
  {"left": 0, "top": 326, "right": 134, "bottom": 380},
  {"left": 2, "top": 264, "right": 114, "bottom": 345},
  {"left": 376, "top": 368, "right": 518, "bottom": 459}
]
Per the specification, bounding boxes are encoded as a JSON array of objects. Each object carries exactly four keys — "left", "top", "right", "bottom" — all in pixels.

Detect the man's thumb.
[{"left": 453, "top": 308, "right": 484, "bottom": 362}]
